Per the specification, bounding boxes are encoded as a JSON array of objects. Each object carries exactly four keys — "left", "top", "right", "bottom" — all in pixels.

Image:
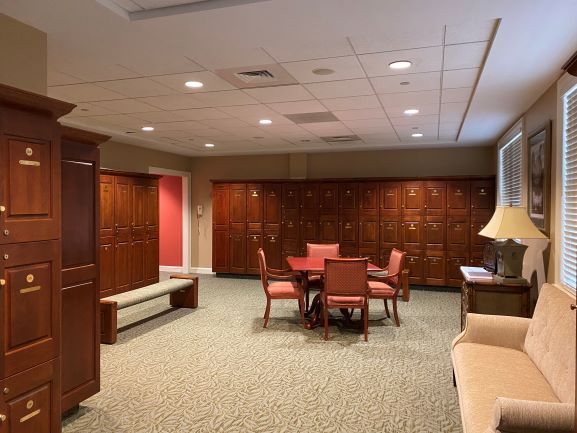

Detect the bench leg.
[
  {"left": 169, "top": 276, "right": 198, "bottom": 308},
  {"left": 100, "top": 300, "right": 118, "bottom": 344}
]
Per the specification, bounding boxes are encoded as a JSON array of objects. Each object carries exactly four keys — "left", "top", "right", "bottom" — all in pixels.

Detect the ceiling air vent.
[
  {"left": 234, "top": 70, "right": 276, "bottom": 84},
  {"left": 284, "top": 112, "right": 339, "bottom": 124},
  {"left": 321, "top": 135, "right": 361, "bottom": 143}
]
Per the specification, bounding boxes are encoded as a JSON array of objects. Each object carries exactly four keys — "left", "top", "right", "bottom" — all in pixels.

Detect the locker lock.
[
  {"left": 2, "top": 254, "right": 8, "bottom": 260},
  {"left": 3, "top": 230, "right": 8, "bottom": 236},
  {"left": 0, "top": 279, "right": 5, "bottom": 286},
  {"left": 2, "top": 388, "right": 8, "bottom": 395},
  {"left": 0, "top": 414, "right": 5, "bottom": 422},
  {"left": 0, "top": 205, "right": 5, "bottom": 213}
]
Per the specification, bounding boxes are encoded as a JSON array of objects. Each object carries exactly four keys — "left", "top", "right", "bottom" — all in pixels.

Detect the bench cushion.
[
  {"left": 102, "top": 278, "right": 193, "bottom": 309},
  {"left": 453, "top": 342, "right": 559, "bottom": 433}
]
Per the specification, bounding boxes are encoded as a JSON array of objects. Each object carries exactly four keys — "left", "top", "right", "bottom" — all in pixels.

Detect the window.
[
  {"left": 560, "top": 82, "right": 577, "bottom": 289},
  {"left": 498, "top": 131, "right": 523, "bottom": 206}
]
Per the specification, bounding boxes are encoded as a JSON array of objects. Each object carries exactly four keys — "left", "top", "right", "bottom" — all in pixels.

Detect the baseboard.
[
  {"left": 189, "top": 267, "right": 214, "bottom": 275},
  {"left": 159, "top": 266, "right": 184, "bottom": 273}
]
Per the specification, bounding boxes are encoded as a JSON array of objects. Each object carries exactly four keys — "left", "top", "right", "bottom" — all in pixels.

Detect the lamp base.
[{"left": 493, "top": 274, "right": 528, "bottom": 286}]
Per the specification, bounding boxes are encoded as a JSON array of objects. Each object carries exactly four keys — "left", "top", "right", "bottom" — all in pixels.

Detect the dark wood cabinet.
[
  {"left": 212, "top": 176, "right": 495, "bottom": 287},
  {"left": 99, "top": 170, "right": 160, "bottom": 296},
  {"left": 0, "top": 84, "right": 74, "bottom": 432},
  {"left": 61, "top": 126, "right": 108, "bottom": 413}
]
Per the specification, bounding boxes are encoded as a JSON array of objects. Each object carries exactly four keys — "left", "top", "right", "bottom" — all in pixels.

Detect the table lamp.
[{"left": 478, "top": 205, "right": 548, "bottom": 284}]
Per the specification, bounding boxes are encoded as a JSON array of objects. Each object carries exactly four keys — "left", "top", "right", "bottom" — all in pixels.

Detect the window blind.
[
  {"left": 498, "top": 132, "right": 523, "bottom": 206},
  {"left": 561, "top": 83, "right": 577, "bottom": 290}
]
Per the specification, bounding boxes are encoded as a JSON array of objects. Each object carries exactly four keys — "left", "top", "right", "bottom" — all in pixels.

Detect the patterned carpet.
[{"left": 63, "top": 275, "right": 462, "bottom": 433}]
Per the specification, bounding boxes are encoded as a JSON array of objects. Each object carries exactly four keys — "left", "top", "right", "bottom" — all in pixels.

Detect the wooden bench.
[{"left": 100, "top": 274, "right": 198, "bottom": 344}]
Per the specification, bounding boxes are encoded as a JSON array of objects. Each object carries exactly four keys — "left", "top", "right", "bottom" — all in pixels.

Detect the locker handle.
[{"left": 20, "top": 409, "right": 40, "bottom": 423}]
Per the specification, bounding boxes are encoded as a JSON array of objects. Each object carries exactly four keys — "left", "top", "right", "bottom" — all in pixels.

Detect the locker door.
[
  {"left": 319, "top": 184, "right": 338, "bottom": 213},
  {"left": 447, "top": 181, "right": 470, "bottom": 216},
  {"left": 263, "top": 233, "right": 282, "bottom": 270},
  {"left": 402, "top": 182, "right": 424, "bottom": 215},
  {"left": 99, "top": 175, "right": 115, "bottom": 238},
  {"left": 319, "top": 215, "right": 338, "bottom": 243},
  {"left": 264, "top": 184, "right": 281, "bottom": 231},
  {"left": 229, "top": 231, "right": 246, "bottom": 274},
  {"left": 212, "top": 229, "right": 229, "bottom": 272},
  {"left": 246, "top": 233, "right": 262, "bottom": 275}
]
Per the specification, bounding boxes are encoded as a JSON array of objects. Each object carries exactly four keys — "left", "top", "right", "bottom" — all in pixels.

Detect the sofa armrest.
[
  {"left": 452, "top": 313, "right": 531, "bottom": 351},
  {"left": 487, "top": 397, "right": 575, "bottom": 433}
]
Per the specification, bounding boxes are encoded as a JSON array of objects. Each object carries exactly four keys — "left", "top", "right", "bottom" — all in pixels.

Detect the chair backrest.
[
  {"left": 307, "top": 243, "right": 340, "bottom": 258},
  {"left": 257, "top": 248, "right": 268, "bottom": 292},
  {"left": 387, "top": 248, "right": 406, "bottom": 286},
  {"left": 324, "top": 258, "right": 368, "bottom": 296}
]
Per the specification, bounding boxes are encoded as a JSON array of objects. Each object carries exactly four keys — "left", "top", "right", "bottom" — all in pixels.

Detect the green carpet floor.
[{"left": 63, "top": 275, "right": 462, "bottom": 433}]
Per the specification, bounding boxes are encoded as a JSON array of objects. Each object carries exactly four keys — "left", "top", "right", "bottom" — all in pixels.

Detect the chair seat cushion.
[
  {"left": 325, "top": 295, "right": 365, "bottom": 306},
  {"left": 267, "top": 281, "right": 302, "bottom": 298},
  {"left": 368, "top": 281, "right": 395, "bottom": 297}
]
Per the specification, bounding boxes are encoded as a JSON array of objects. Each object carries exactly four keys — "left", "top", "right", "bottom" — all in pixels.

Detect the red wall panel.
[{"left": 159, "top": 175, "right": 183, "bottom": 266}]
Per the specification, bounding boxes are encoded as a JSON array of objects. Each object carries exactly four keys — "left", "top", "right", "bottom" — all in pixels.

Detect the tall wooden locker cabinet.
[
  {"left": 60, "top": 127, "right": 109, "bottom": 413},
  {"left": 0, "top": 84, "right": 74, "bottom": 432},
  {"left": 99, "top": 170, "right": 161, "bottom": 298}
]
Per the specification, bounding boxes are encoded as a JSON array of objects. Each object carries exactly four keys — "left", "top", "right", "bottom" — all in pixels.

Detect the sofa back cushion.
[{"left": 524, "top": 283, "right": 576, "bottom": 404}]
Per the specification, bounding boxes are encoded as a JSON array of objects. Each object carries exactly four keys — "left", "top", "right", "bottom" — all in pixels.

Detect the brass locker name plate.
[{"left": 18, "top": 160, "right": 40, "bottom": 167}]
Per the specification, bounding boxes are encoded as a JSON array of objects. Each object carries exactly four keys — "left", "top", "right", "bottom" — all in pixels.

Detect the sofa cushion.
[
  {"left": 524, "top": 283, "right": 576, "bottom": 404},
  {"left": 453, "top": 342, "right": 559, "bottom": 433}
]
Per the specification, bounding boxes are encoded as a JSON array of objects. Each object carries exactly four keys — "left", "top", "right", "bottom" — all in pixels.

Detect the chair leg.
[
  {"left": 324, "top": 304, "right": 329, "bottom": 340},
  {"left": 384, "top": 299, "right": 390, "bottom": 318},
  {"left": 298, "top": 297, "right": 306, "bottom": 327},
  {"left": 263, "top": 298, "right": 271, "bottom": 328},
  {"left": 305, "top": 288, "right": 310, "bottom": 311},
  {"left": 363, "top": 305, "right": 368, "bottom": 342},
  {"left": 392, "top": 297, "right": 400, "bottom": 327}
]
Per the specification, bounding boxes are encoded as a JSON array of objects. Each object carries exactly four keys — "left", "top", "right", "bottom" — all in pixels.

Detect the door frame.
[{"left": 148, "top": 167, "right": 191, "bottom": 274}]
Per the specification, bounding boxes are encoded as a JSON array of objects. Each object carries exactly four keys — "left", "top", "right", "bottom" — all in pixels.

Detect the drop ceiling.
[{"left": 0, "top": 0, "right": 576, "bottom": 157}]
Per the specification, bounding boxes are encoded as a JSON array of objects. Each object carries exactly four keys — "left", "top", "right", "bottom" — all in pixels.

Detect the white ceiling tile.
[
  {"left": 228, "top": 126, "right": 275, "bottom": 138},
  {"left": 349, "top": 25, "right": 444, "bottom": 54},
  {"left": 267, "top": 100, "right": 327, "bottom": 115},
  {"left": 48, "top": 84, "right": 126, "bottom": 102},
  {"left": 395, "top": 123, "right": 439, "bottom": 140},
  {"left": 110, "top": 0, "right": 143, "bottom": 12},
  {"left": 192, "top": 90, "right": 259, "bottom": 107},
  {"left": 304, "top": 79, "right": 374, "bottom": 99},
  {"left": 65, "top": 103, "right": 117, "bottom": 118},
  {"left": 47, "top": 68, "right": 84, "bottom": 86},
  {"left": 440, "top": 102, "right": 468, "bottom": 122},
  {"left": 261, "top": 124, "right": 308, "bottom": 134},
  {"left": 139, "top": 94, "right": 205, "bottom": 110},
  {"left": 120, "top": 56, "right": 204, "bottom": 76},
  {"left": 444, "top": 42, "right": 488, "bottom": 70},
  {"left": 385, "top": 103, "right": 440, "bottom": 118},
  {"left": 219, "top": 104, "right": 278, "bottom": 119},
  {"left": 55, "top": 62, "right": 139, "bottom": 82},
  {"left": 243, "top": 85, "right": 314, "bottom": 103},
  {"left": 97, "top": 78, "right": 175, "bottom": 98},
  {"left": 171, "top": 108, "right": 231, "bottom": 120},
  {"left": 445, "top": 19, "right": 497, "bottom": 45},
  {"left": 391, "top": 114, "right": 439, "bottom": 126},
  {"left": 320, "top": 95, "right": 381, "bottom": 111},
  {"left": 300, "top": 122, "right": 352, "bottom": 135},
  {"left": 371, "top": 72, "right": 441, "bottom": 94},
  {"left": 342, "top": 118, "right": 393, "bottom": 130},
  {"left": 91, "top": 98, "right": 158, "bottom": 114},
  {"left": 358, "top": 46, "right": 443, "bottom": 77},
  {"left": 133, "top": 111, "right": 187, "bottom": 123},
  {"left": 441, "top": 87, "right": 473, "bottom": 103},
  {"left": 439, "top": 122, "right": 461, "bottom": 135},
  {"left": 199, "top": 118, "right": 251, "bottom": 129},
  {"left": 187, "top": 46, "right": 275, "bottom": 70},
  {"left": 347, "top": 125, "right": 394, "bottom": 135},
  {"left": 148, "top": 120, "right": 209, "bottom": 131},
  {"left": 281, "top": 56, "right": 366, "bottom": 84},
  {"left": 442, "top": 69, "right": 479, "bottom": 89},
  {"left": 358, "top": 133, "right": 399, "bottom": 144},
  {"left": 150, "top": 71, "right": 236, "bottom": 93},
  {"left": 86, "top": 114, "right": 145, "bottom": 128},
  {"left": 192, "top": 128, "right": 230, "bottom": 137},
  {"left": 332, "top": 108, "right": 387, "bottom": 121},
  {"left": 378, "top": 90, "right": 441, "bottom": 108},
  {"left": 264, "top": 38, "right": 354, "bottom": 62}
]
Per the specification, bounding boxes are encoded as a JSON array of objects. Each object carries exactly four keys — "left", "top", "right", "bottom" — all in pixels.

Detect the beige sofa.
[{"left": 452, "top": 283, "right": 575, "bottom": 433}]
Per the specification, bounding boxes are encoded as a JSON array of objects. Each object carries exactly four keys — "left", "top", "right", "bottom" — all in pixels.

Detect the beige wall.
[
  {"left": 190, "top": 147, "right": 496, "bottom": 269},
  {"left": 0, "top": 14, "right": 47, "bottom": 95},
  {"left": 100, "top": 140, "right": 192, "bottom": 173}
]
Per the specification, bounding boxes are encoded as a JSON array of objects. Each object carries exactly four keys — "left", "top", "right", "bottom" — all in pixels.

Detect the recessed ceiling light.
[
  {"left": 411, "top": 133, "right": 424, "bottom": 138},
  {"left": 185, "top": 81, "right": 204, "bottom": 88},
  {"left": 259, "top": 119, "right": 272, "bottom": 125},
  {"left": 141, "top": 126, "right": 154, "bottom": 132},
  {"left": 312, "top": 68, "right": 335, "bottom": 76},
  {"left": 205, "top": 143, "right": 215, "bottom": 148},
  {"left": 404, "top": 108, "right": 420, "bottom": 115},
  {"left": 400, "top": 81, "right": 411, "bottom": 86},
  {"left": 389, "top": 60, "right": 412, "bottom": 70}
]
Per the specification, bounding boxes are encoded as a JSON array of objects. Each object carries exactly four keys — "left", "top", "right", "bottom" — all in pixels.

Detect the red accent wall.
[{"left": 159, "top": 175, "right": 183, "bottom": 267}]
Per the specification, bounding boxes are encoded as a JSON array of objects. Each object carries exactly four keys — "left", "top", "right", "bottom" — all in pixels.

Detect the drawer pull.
[
  {"left": 20, "top": 409, "right": 40, "bottom": 423},
  {"left": 20, "top": 286, "right": 41, "bottom": 294}
]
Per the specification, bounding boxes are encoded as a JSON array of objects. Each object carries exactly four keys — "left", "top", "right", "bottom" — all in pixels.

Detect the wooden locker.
[
  {"left": 212, "top": 229, "right": 230, "bottom": 273},
  {"left": 212, "top": 184, "right": 229, "bottom": 273},
  {"left": 318, "top": 215, "right": 338, "bottom": 244},
  {"left": 424, "top": 217, "right": 445, "bottom": 251},
  {"left": 263, "top": 232, "right": 282, "bottom": 270},
  {"left": 144, "top": 181, "right": 159, "bottom": 286},
  {"left": 359, "top": 214, "right": 379, "bottom": 250},
  {"left": 229, "top": 184, "right": 247, "bottom": 227},
  {"left": 99, "top": 239, "right": 115, "bottom": 297},
  {"left": 263, "top": 184, "right": 281, "bottom": 231},
  {"left": 300, "top": 214, "right": 318, "bottom": 255},
  {"left": 405, "top": 251, "right": 424, "bottom": 285},
  {"left": 379, "top": 182, "right": 401, "bottom": 216},
  {"left": 212, "top": 184, "right": 230, "bottom": 229},
  {"left": 246, "top": 184, "right": 263, "bottom": 231},
  {"left": 339, "top": 213, "right": 358, "bottom": 248},
  {"left": 300, "top": 184, "right": 318, "bottom": 212},
  {"left": 424, "top": 181, "right": 446, "bottom": 216},
  {"left": 402, "top": 181, "right": 424, "bottom": 215},
  {"left": 99, "top": 175, "right": 115, "bottom": 238},
  {"left": 424, "top": 253, "right": 446, "bottom": 286},
  {"left": 229, "top": 231, "right": 247, "bottom": 274},
  {"left": 401, "top": 218, "right": 424, "bottom": 251},
  {"left": 359, "top": 183, "right": 379, "bottom": 211},
  {"left": 470, "top": 180, "right": 495, "bottom": 218},
  {"left": 447, "top": 180, "right": 470, "bottom": 216},
  {"left": 447, "top": 217, "right": 470, "bottom": 252},
  {"left": 282, "top": 184, "right": 300, "bottom": 211},
  {"left": 447, "top": 253, "right": 469, "bottom": 287},
  {"left": 339, "top": 183, "right": 358, "bottom": 211},
  {"left": 246, "top": 232, "right": 262, "bottom": 275},
  {"left": 319, "top": 183, "right": 338, "bottom": 213}
]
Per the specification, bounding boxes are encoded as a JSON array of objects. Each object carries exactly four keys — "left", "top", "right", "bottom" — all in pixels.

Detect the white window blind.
[
  {"left": 561, "top": 83, "right": 577, "bottom": 289},
  {"left": 498, "top": 132, "right": 523, "bottom": 206}
]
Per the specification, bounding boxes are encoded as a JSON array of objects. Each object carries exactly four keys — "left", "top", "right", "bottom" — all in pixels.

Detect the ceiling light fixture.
[
  {"left": 404, "top": 108, "right": 420, "bottom": 115},
  {"left": 411, "top": 133, "right": 424, "bottom": 138},
  {"left": 205, "top": 143, "right": 215, "bottom": 148},
  {"left": 312, "top": 68, "right": 335, "bottom": 76},
  {"left": 389, "top": 60, "right": 412, "bottom": 70},
  {"left": 185, "top": 81, "right": 204, "bottom": 88},
  {"left": 259, "top": 119, "right": 272, "bottom": 125},
  {"left": 141, "top": 126, "right": 154, "bottom": 132}
]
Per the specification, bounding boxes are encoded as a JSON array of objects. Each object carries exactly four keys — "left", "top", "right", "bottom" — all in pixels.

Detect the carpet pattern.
[{"left": 63, "top": 275, "right": 463, "bottom": 433}]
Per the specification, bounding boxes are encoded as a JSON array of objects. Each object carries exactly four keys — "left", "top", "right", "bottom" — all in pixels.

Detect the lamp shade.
[{"left": 478, "top": 206, "right": 548, "bottom": 240}]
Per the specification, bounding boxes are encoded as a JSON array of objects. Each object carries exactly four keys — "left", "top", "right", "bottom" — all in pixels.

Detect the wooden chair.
[
  {"left": 322, "top": 258, "right": 369, "bottom": 341},
  {"left": 305, "top": 243, "right": 340, "bottom": 309},
  {"left": 368, "top": 248, "right": 407, "bottom": 327},
  {"left": 257, "top": 248, "right": 305, "bottom": 328}
]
